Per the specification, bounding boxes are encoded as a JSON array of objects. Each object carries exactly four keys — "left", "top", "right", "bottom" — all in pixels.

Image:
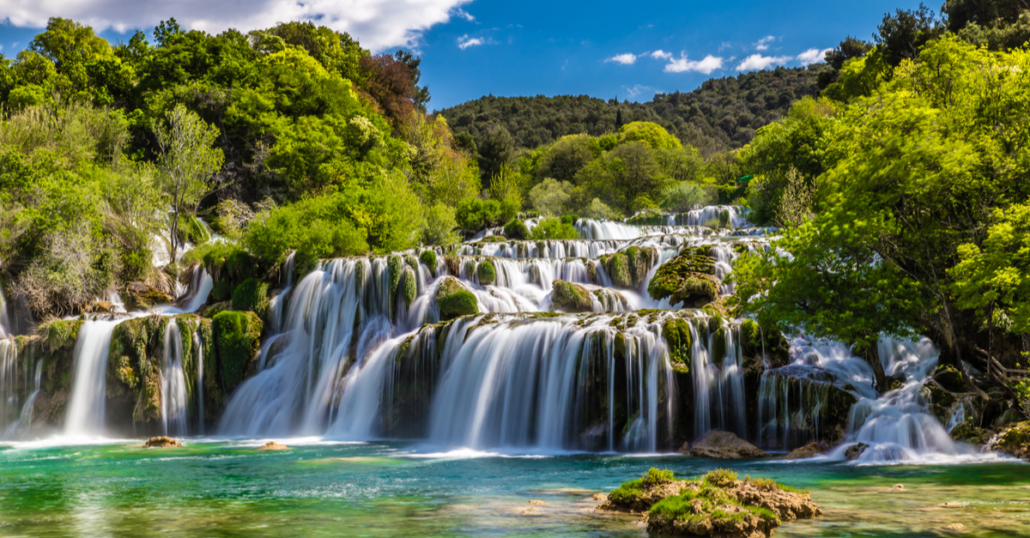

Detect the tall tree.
[{"left": 152, "top": 104, "right": 225, "bottom": 263}]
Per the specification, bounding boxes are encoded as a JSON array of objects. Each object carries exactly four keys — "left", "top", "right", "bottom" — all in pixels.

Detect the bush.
[
  {"left": 422, "top": 203, "right": 460, "bottom": 247},
  {"left": 642, "top": 468, "right": 675, "bottom": 486},
  {"left": 231, "top": 278, "right": 269, "bottom": 317},
  {"left": 477, "top": 260, "right": 496, "bottom": 285},
  {"left": 455, "top": 197, "right": 515, "bottom": 233},
  {"left": 560, "top": 214, "right": 580, "bottom": 225},
  {"left": 528, "top": 178, "right": 573, "bottom": 217},
  {"left": 704, "top": 469, "right": 738, "bottom": 488},
  {"left": 419, "top": 250, "right": 438, "bottom": 273},
  {"left": 502, "top": 219, "right": 529, "bottom": 240},
  {"left": 530, "top": 217, "right": 579, "bottom": 240},
  {"left": 661, "top": 182, "right": 712, "bottom": 213}
]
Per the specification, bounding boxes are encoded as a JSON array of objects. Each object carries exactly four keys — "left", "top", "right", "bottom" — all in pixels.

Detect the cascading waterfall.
[
  {"left": 5, "top": 357, "right": 42, "bottom": 438},
  {"left": 195, "top": 330, "right": 204, "bottom": 435},
  {"left": 0, "top": 339, "right": 17, "bottom": 429},
  {"left": 0, "top": 286, "right": 10, "bottom": 337},
  {"left": 64, "top": 319, "right": 120, "bottom": 437},
  {"left": 161, "top": 321, "right": 189, "bottom": 437}
]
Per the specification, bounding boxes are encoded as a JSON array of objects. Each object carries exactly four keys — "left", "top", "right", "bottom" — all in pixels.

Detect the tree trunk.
[{"left": 856, "top": 342, "right": 887, "bottom": 395}]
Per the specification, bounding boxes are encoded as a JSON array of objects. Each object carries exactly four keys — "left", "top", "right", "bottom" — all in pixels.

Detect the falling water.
[
  {"left": 65, "top": 319, "right": 120, "bottom": 437},
  {"left": 195, "top": 330, "right": 204, "bottom": 435},
  {"left": 161, "top": 321, "right": 189, "bottom": 437}
]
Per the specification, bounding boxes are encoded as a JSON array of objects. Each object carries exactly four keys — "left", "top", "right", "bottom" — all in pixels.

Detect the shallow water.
[{"left": 1, "top": 440, "right": 1028, "bottom": 537}]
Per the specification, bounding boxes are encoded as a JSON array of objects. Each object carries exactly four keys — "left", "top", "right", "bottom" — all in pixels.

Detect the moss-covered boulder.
[
  {"left": 662, "top": 318, "right": 692, "bottom": 374},
  {"left": 503, "top": 219, "right": 529, "bottom": 240},
  {"left": 551, "top": 280, "right": 593, "bottom": 313},
  {"left": 586, "top": 261, "right": 598, "bottom": 284},
  {"left": 950, "top": 421, "right": 988, "bottom": 446},
  {"left": 212, "top": 311, "right": 263, "bottom": 393},
  {"left": 125, "top": 282, "right": 175, "bottom": 309},
  {"left": 648, "top": 247, "right": 720, "bottom": 308},
  {"left": 388, "top": 256, "right": 402, "bottom": 307},
  {"left": 932, "top": 364, "right": 966, "bottom": 393},
  {"left": 991, "top": 421, "right": 1030, "bottom": 460},
  {"left": 435, "top": 277, "right": 478, "bottom": 321},
  {"left": 419, "top": 250, "right": 437, "bottom": 275},
  {"left": 231, "top": 278, "right": 269, "bottom": 318},
  {"left": 601, "top": 247, "right": 658, "bottom": 289},
  {"left": 401, "top": 266, "right": 418, "bottom": 307},
  {"left": 477, "top": 260, "right": 497, "bottom": 285},
  {"left": 600, "top": 468, "right": 820, "bottom": 538}
]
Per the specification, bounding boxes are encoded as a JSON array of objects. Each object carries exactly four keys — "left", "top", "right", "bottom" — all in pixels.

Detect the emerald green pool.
[{"left": 1, "top": 440, "right": 1028, "bottom": 537}]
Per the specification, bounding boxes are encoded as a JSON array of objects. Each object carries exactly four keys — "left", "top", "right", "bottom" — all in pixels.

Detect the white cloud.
[
  {"left": 0, "top": 0, "right": 473, "bottom": 51},
  {"left": 454, "top": 8, "right": 474, "bottom": 21},
  {"left": 736, "top": 54, "right": 792, "bottom": 71},
  {"left": 606, "top": 53, "right": 638, "bottom": 65},
  {"left": 624, "top": 84, "right": 657, "bottom": 98},
  {"left": 457, "top": 35, "right": 484, "bottom": 50},
  {"left": 650, "top": 50, "right": 672, "bottom": 60},
  {"left": 754, "top": 35, "right": 775, "bottom": 51},
  {"left": 797, "top": 47, "right": 833, "bottom": 66},
  {"left": 664, "top": 54, "right": 723, "bottom": 74}
]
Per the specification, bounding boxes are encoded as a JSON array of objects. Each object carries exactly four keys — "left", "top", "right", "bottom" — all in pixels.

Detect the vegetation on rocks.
[
  {"left": 476, "top": 260, "right": 496, "bottom": 286},
  {"left": 435, "top": 277, "right": 478, "bottom": 321},
  {"left": 648, "top": 247, "right": 720, "bottom": 307},
  {"left": 212, "top": 311, "right": 263, "bottom": 393},
  {"left": 231, "top": 278, "right": 270, "bottom": 318},
  {"left": 551, "top": 280, "right": 593, "bottom": 313}
]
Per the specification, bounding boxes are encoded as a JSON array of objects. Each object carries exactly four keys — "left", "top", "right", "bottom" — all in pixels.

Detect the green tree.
[{"left": 152, "top": 104, "right": 225, "bottom": 263}]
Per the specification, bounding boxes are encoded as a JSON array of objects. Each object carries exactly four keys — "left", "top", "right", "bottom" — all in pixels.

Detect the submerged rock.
[
  {"left": 144, "top": 436, "right": 181, "bottom": 448},
  {"left": 690, "top": 431, "right": 769, "bottom": 459},
  {"left": 257, "top": 441, "right": 290, "bottom": 451},
  {"left": 551, "top": 280, "right": 593, "bottom": 313},
  {"left": 600, "top": 468, "right": 820, "bottom": 538}
]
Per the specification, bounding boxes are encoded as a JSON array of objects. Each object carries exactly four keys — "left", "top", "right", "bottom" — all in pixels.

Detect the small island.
[{"left": 599, "top": 468, "right": 820, "bottom": 537}]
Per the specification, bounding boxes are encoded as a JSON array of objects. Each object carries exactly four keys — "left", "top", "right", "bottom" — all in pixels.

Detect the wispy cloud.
[
  {"left": 650, "top": 50, "right": 672, "bottom": 60},
  {"left": 665, "top": 54, "right": 724, "bottom": 74},
  {"left": 736, "top": 54, "right": 792, "bottom": 71},
  {"left": 624, "top": 84, "right": 658, "bottom": 99},
  {"left": 606, "top": 53, "right": 638, "bottom": 65},
  {"left": 457, "top": 34, "right": 484, "bottom": 50},
  {"left": 754, "top": 35, "right": 776, "bottom": 51},
  {"left": 453, "top": 7, "right": 474, "bottom": 21},
  {"left": 797, "top": 48, "right": 833, "bottom": 66}
]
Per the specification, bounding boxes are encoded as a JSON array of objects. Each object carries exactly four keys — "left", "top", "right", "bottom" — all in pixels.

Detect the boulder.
[
  {"left": 933, "top": 365, "right": 966, "bottom": 393},
  {"left": 690, "top": 430, "right": 770, "bottom": 459},
  {"left": 125, "top": 282, "right": 174, "bottom": 309},
  {"left": 257, "top": 441, "right": 290, "bottom": 451},
  {"left": 551, "top": 280, "right": 593, "bottom": 313},
  {"left": 419, "top": 250, "right": 437, "bottom": 275},
  {"left": 231, "top": 278, "right": 269, "bottom": 318},
  {"left": 784, "top": 442, "right": 822, "bottom": 459},
  {"left": 477, "top": 260, "right": 497, "bottom": 286},
  {"left": 601, "top": 247, "right": 657, "bottom": 289},
  {"left": 949, "top": 421, "right": 987, "bottom": 446},
  {"left": 845, "top": 442, "right": 869, "bottom": 461},
  {"left": 989, "top": 421, "right": 1030, "bottom": 460},
  {"left": 144, "top": 436, "right": 181, "bottom": 448},
  {"left": 647, "top": 247, "right": 720, "bottom": 308},
  {"left": 435, "top": 277, "right": 478, "bottom": 321}
]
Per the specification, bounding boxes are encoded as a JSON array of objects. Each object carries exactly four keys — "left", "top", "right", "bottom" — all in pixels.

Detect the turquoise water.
[{"left": 1, "top": 440, "right": 1028, "bottom": 537}]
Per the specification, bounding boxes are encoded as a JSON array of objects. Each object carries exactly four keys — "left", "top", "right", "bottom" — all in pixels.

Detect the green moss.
[
  {"left": 704, "top": 469, "right": 738, "bottom": 488},
  {"left": 435, "top": 277, "right": 478, "bottom": 321},
  {"left": 402, "top": 266, "right": 417, "bottom": 307},
  {"left": 608, "top": 478, "right": 645, "bottom": 505},
  {"left": 477, "top": 260, "right": 496, "bottom": 286},
  {"left": 647, "top": 247, "right": 719, "bottom": 307},
  {"left": 607, "top": 253, "right": 632, "bottom": 288},
  {"left": 503, "top": 219, "right": 529, "bottom": 240},
  {"left": 933, "top": 364, "right": 966, "bottom": 392},
  {"left": 551, "top": 280, "right": 593, "bottom": 313},
  {"left": 388, "top": 256, "right": 402, "bottom": 307},
  {"left": 711, "top": 327, "right": 727, "bottom": 361},
  {"left": 231, "top": 278, "right": 269, "bottom": 317},
  {"left": 212, "top": 311, "right": 263, "bottom": 393},
  {"left": 586, "top": 261, "right": 598, "bottom": 283},
  {"left": 419, "top": 250, "right": 437, "bottom": 274},
  {"left": 662, "top": 318, "right": 692, "bottom": 372}
]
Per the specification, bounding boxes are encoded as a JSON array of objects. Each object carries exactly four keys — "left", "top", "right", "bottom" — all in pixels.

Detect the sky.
[{"left": 0, "top": 0, "right": 927, "bottom": 110}]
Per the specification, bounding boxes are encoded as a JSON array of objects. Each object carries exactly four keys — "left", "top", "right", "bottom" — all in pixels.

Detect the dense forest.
[{"left": 435, "top": 65, "right": 826, "bottom": 158}]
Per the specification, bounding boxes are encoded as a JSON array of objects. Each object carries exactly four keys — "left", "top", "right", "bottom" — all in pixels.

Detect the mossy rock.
[
  {"left": 551, "top": 280, "right": 593, "bottom": 313},
  {"left": 401, "top": 266, "right": 417, "bottom": 307},
  {"left": 993, "top": 421, "right": 1030, "bottom": 460},
  {"left": 476, "top": 235, "right": 509, "bottom": 243},
  {"left": 648, "top": 247, "right": 720, "bottom": 308},
  {"left": 503, "top": 219, "right": 529, "bottom": 240},
  {"left": 933, "top": 364, "right": 966, "bottom": 393},
  {"left": 477, "top": 260, "right": 496, "bottom": 286},
  {"left": 231, "top": 278, "right": 269, "bottom": 318},
  {"left": 663, "top": 318, "right": 692, "bottom": 373},
  {"left": 922, "top": 380, "right": 956, "bottom": 423},
  {"left": 419, "top": 250, "right": 437, "bottom": 275},
  {"left": 388, "top": 256, "right": 402, "bottom": 305},
  {"left": 212, "top": 311, "right": 263, "bottom": 393},
  {"left": 202, "top": 301, "right": 232, "bottom": 319},
  {"left": 950, "top": 421, "right": 987, "bottom": 446},
  {"left": 586, "top": 261, "right": 598, "bottom": 284},
  {"left": 435, "top": 277, "right": 478, "bottom": 321}
]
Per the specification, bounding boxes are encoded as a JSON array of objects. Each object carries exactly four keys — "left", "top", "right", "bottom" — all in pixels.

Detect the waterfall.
[
  {"left": 5, "top": 357, "right": 42, "bottom": 438},
  {"left": 161, "top": 321, "right": 189, "bottom": 437},
  {"left": 0, "top": 339, "right": 16, "bottom": 429},
  {"left": 0, "top": 286, "right": 10, "bottom": 337},
  {"left": 65, "top": 319, "right": 120, "bottom": 437},
  {"left": 194, "top": 330, "right": 204, "bottom": 435}
]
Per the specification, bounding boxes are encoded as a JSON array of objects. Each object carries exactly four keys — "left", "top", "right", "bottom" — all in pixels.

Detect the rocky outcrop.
[
  {"left": 844, "top": 442, "right": 869, "bottom": 460},
  {"left": 124, "top": 282, "right": 174, "bottom": 310},
  {"left": 989, "top": 421, "right": 1030, "bottom": 460},
  {"left": 435, "top": 277, "right": 478, "bottom": 321},
  {"left": 690, "top": 431, "right": 770, "bottom": 459},
  {"left": 144, "top": 436, "right": 181, "bottom": 448},
  {"left": 551, "top": 280, "right": 593, "bottom": 313},
  {"left": 230, "top": 278, "right": 269, "bottom": 318},
  {"left": 600, "top": 468, "right": 820, "bottom": 538},
  {"left": 601, "top": 247, "right": 658, "bottom": 290},
  {"left": 647, "top": 247, "right": 720, "bottom": 308},
  {"left": 212, "top": 311, "right": 263, "bottom": 394},
  {"left": 784, "top": 442, "right": 822, "bottom": 459},
  {"left": 257, "top": 441, "right": 290, "bottom": 451}
]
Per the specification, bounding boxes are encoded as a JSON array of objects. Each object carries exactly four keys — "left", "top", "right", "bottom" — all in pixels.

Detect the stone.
[
  {"left": 942, "top": 523, "right": 967, "bottom": 532},
  {"left": 689, "top": 430, "right": 770, "bottom": 459},
  {"left": 933, "top": 365, "right": 966, "bottom": 393},
  {"left": 647, "top": 247, "right": 720, "bottom": 308},
  {"left": 257, "top": 441, "right": 290, "bottom": 451},
  {"left": 845, "top": 442, "right": 869, "bottom": 461},
  {"left": 677, "top": 441, "right": 691, "bottom": 455},
  {"left": 591, "top": 493, "right": 608, "bottom": 502},
  {"left": 785, "top": 442, "right": 822, "bottom": 459},
  {"left": 989, "top": 421, "right": 1030, "bottom": 460},
  {"left": 477, "top": 260, "right": 497, "bottom": 286},
  {"left": 144, "top": 436, "right": 181, "bottom": 448},
  {"left": 891, "top": 484, "right": 905, "bottom": 491},
  {"left": 125, "top": 282, "right": 174, "bottom": 309},
  {"left": 435, "top": 277, "right": 478, "bottom": 321},
  {"left": 551, "top": 280, "right": 593, "bottom": 313},
  {"left": 527, "top": 500, "right": 546, "bottom": 505}
]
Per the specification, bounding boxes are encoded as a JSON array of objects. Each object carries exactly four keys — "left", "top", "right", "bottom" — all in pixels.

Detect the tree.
[
  {"left": 477, "top": 124, "right": 515, "bottom": 184},
  {"left": 152, "top": 104, "right": 225, "bottom": 264},
  {"left": 536, "top": 134, "right": 598, "bottom": 182},
  {"left": 874, "top": 4, "right": 945, "bottom": 68},
  {"left": 818, "top": 36, "right": 873, "bottom": 89},
  {"left": 359, "top": 53, "right": 416, "bottom": 132}
]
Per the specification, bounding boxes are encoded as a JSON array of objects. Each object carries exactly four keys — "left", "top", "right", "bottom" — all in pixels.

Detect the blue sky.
[{"left": 0, "top": 0, "right": 926, "bottom": 109}]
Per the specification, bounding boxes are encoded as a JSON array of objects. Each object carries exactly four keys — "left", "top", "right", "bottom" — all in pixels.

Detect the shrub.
[
  {"left": 661, "top": 182, "right": 712, "bottom": 213},
  {"left": 528, "top": 178, "right": 573, "bottom": 217},
  {"left": 642, "top": 468, "right": 675, "bottom": 486},
  {"left": 422, "top": 203, "right": 460, "bottom": 247},
  {"left": 231, "top": 278, "right": 269, "bottom": 317},
  {"left": 419, "top": 250, "right": 438, "bottom": 273},
  {"left": 502, "top": 219, "right": 529, "bottom": 240},
  {"left": 560, "top": 214, "right": 579, "bottom": 225},
  {"left": 704, "top": 469, "right": 738, "bottom": 488},
  {"left": 530, "top": 217, "right": 579, "bottom": 240},
  {"left": 477, "top": 260, "right": 496, "bottom": 285}
]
